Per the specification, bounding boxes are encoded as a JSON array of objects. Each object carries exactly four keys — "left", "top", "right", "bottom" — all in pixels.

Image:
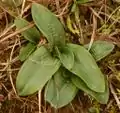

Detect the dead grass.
[{"left": 0, "top": 0, "right": 120, "bottom": 113}]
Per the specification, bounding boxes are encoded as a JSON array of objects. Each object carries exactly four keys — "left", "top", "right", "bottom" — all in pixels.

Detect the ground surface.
[{"left": 0, "top": 0, "right": 120, "bottom": 113}]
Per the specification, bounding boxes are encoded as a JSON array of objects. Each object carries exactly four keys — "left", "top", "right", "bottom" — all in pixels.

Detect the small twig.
[
  {"left": 0, "top": 23, "right": 34, "bottom": 43},
  {"left": 74, "top": 6, "right": 84, "bottom": 44},
  {"left": 0, "top": 65, "right": 8, "bottom": 72},
  {"left": 0, "top": 4, "right": 16, "bottom": 18},
  {"left": 110, "top": 83, "right": 120, "bottom": 110},
  {"left": 99, "top": 4, "right": 120, "bottom": 32},
  {"left": 55, "top": 0, "right": 64, "bottom": 25},
  {"left": 104, "top": 0, "right": 107, "bottom": 27},
  {"left": 0, "top": 68, "right": 20, "bottom": 72},
  {"left": 0, "top": 56, "right": 18, "bottom": 66},
  {"left": 108, "top": 17, "right": 120, "bottom": 29},
  {"left": 99, "top": 12, "right": 120, "bottom": 24},
  {"left": 106, "top": 5, "right": 120, "bottom": 23},
  {"left": 88, "top": 14, "right": 97, "bottom": 51},
  {"left": 38, "top": 90, "right": 42, "bottom": 113},
  {"left": 20, "top": 0, "right": 26, "bottom": 17},
  {"left": 89, "top": 7, "right": 103, "bottom": 20},
  {"left": 8, "top": 39, "right": 18, "bottom": 97},
  {"left": 0, "top": 74, "right": 6, "bottom": 79},
  {"left": 56, "top": 0, "right": 69, "bottom": 17},
  {"left": 4, "top": 11, "right": 9, "bottom": 29},
  {"left": 22, "top": 4, "right": 31, "bottom": 16},
  {"left": 1, "top": 83, "right": 9, "bottom": 93},
  {"left": 0, "top": 24, "right": 15, "bottom": 38}
]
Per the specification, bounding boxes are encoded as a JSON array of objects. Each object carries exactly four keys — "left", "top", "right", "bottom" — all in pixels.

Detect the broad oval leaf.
[
  {"left": 16, "top": 46, "right": 61, "bottom": 96},
  {"left": 55, "top": 46, "right": 74, "bottom": 70},
  {"left": 71, "top": 75, "right": 109, "bottom": 104},
  {"left": 31, "top": 3, "right": 66, "bottom": 49},
  {"left": 85, "top": 41, "right": 114, "bottom": 61},
  {"left": 19, "top": 43, "right": 36, "bottom": 61},
  {"left": 45, "top": 68, "right": 78, "bottom": 108},
  {"left": 15, "top": 18, "right": 41, "bottom": 43},
  {"left": 67, "top": 43, "right": 105, "bottom": 93}
]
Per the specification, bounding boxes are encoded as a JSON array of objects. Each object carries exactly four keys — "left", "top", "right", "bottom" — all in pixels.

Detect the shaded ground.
[{"left": 0, "top": 0, "right": 120, "bottom": 113}]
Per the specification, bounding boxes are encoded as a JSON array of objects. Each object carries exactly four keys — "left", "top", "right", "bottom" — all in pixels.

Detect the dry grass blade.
[
  {"left": 0, "top": 24, "right": 15, "bottom": 38},
  {"left": 20, "top": 0, "right": 26, "bottom": 17},
  {"left": 89, "top": 7, "right": 102, "bottom": 20},
  {"left": 38, "top": 90, "right": 42, "bottom": 113},
  {"left": 106, "top": 5, "right": 120, "bottom": 23},
  {"left": 0, "top": 23, "right": 34, "bottom": 43},
  {"left": 110, "top": 83, "right": 120, "bottom": 110},
  {"left": 88, "top": 14, "right": 97, "bottom": 51},
  {"left": 8, "top": 39, "right": 18, "bottom": 97}
]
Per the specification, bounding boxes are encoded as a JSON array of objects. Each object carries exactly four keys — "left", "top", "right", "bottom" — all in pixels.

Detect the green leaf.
[
  {"left": 31, "top": 3, "right": 65, "bottom": 49},
  {"left": 45, "top": 68, "right": 78, "bottom": 108},
  {"left": 55, "top": 46, "right": 74, "bottom": 70},
  {"left": 71, "top": 75, "right": 109, "bottom": 104},
  {"left": 19, "top": 43, "right": 36, "bottom": 61},
  {"left": 15, "top": 18, "right": 41, "bottom": 43},
  {"left": 16, "top": 46, "right": 61, "bottom": 96},
  {"left": 67, "top": 43, "right": 105, "bottom": 93},
  {"left": 85, "top": 41, "right": 114, "bottom": 61}
]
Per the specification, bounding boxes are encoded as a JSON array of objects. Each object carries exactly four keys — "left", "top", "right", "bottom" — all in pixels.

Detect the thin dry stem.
[
  {"left": 55, "top": 0, "right": 64, "bottom": 25},
  {"left": 110, "top": 83, "right": 120, "bottom": 110},
  {"left": 106, "top": 5, "right": 120, "bottom": 23},
  {"left": 0, "top": 24, "right": 15, "bottom": 38},
  {"left": 88, "top": 14, "right": 97, "bottom": 51},
  {"left": 22, "top": 4, "right": 31, "bottom": 16},
  {"left": 21, "top": 0, "right": 26, "bottom": 17},
  {"left": 56, "top": 0, "right": 69, "bottom": 17},
  {"left": 4, "top": 11, "right": 8, "bottom": 29},
  {"left": 0, "top": 23, "right": 34, "bottom": 43},
  {"left": 99, "top": 12, "right": 120, "bottom": 24},
  {"left": 38, "top": 90, "right": 42, "bottom": 113},
  {"left": 8, "top": 39, "right": 18, "bottom": 97},
  {"left": 89, "top": 7, "right": 103, "bottom": 20}
]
